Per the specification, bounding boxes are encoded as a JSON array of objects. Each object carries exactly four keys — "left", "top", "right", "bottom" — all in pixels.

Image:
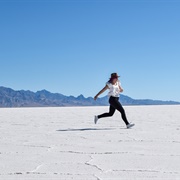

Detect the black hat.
[{"left": 110, "top": 73, "right": 120, "bottom": 79}]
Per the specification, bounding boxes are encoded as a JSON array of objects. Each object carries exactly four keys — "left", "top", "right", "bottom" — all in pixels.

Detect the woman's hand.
[
  {"left": 120, "top": 88, "right": 123, "bottom": 93},
  {"left": 119, "top": 85, "right": 123, "bottom": 93},
  {"left": 94, "top": 95, "right": 98, "bottom": 100}
]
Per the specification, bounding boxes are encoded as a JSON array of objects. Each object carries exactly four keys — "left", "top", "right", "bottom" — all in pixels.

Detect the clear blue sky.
[{"left": 0, "top": 0, "right": 180, "bottom": 101}]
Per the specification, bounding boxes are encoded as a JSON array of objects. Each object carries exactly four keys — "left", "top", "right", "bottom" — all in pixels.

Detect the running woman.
[{"left": 94, "top": 73, "right": 135, "bottom": 129}]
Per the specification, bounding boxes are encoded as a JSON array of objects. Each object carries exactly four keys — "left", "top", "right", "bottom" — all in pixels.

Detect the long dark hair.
[{"left": 108, "top": 77, "right": 115, "bottom": 84}]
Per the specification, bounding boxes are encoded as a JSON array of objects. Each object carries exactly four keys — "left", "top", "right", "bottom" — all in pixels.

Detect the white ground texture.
[{"left": 0, "top": 105, "right": 180, "bottom": 180}]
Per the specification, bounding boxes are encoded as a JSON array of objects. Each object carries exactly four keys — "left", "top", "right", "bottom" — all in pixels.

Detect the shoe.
[
  {"left": 94, "top": 116, "right": 98, "bottom": 124},
  {"left": 127, "top": 123, "right": 135, "bottom": 129}
]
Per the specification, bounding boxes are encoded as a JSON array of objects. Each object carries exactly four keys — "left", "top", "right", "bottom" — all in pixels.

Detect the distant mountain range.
[{"left": 0, "top": 86, "right": 179, "bottom": 107}]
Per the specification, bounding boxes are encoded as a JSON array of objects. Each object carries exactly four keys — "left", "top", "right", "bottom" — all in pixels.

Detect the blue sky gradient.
[{"left": 0, "top": 0, "right": 180, "bottom": 101}]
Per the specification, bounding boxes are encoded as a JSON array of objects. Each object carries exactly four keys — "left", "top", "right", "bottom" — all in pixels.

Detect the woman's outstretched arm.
[{"left": 94, "top": 85, "right": 109, "bottom": 100}]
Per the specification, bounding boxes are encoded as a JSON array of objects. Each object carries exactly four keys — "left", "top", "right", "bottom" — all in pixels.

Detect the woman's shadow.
[{"left": 57, "top": 128, "right": 116, "bottom": 132}]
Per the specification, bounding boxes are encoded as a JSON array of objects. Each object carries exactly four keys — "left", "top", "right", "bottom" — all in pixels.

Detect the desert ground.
[{"left": 0, "top": 105, "right": 180, "bottom": 180}]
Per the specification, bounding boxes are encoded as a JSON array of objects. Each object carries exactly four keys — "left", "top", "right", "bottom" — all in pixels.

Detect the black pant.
[{"left": 98, "top": 96, "right": 129, "bottom": 125}]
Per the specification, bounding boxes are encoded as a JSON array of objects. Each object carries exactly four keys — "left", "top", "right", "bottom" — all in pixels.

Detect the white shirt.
[{"left": 106, "top": 80, "right": 121, "bottom": 97}]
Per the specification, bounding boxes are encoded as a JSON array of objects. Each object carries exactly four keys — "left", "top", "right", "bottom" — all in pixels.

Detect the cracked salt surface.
[{"left": 0, "top": 106, "right": 180, "bottom": 179}]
